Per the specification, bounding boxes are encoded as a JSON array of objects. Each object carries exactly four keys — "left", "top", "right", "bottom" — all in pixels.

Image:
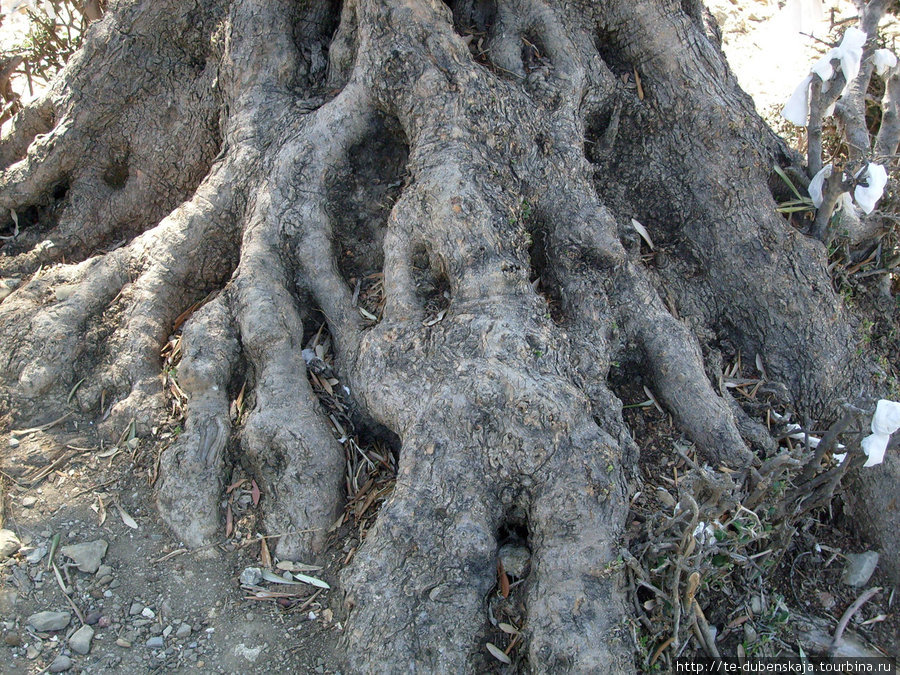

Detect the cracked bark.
[{"left": 0, "top": 0, "right": 893, "bottom": 669}]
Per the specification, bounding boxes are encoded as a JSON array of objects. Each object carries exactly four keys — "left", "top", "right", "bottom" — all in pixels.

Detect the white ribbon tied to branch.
[
  {"left": 806, "top": 162, "right": 887, "bottom": 213},
  {"left": 782, "top": 27, "right": 867, "bottom": 126},
  {"left": 860, "top": 399, "right": 900, "bottom": 467}
]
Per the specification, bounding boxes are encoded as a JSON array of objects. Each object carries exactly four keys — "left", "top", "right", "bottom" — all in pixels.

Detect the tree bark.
[{"left": 0, "top": 0, "right": 890, "bottom": 670}]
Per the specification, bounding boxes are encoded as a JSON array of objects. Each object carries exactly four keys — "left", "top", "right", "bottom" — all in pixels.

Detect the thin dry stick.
[{"left": 831, "top": 586, "right": 882, "bottom": 653}]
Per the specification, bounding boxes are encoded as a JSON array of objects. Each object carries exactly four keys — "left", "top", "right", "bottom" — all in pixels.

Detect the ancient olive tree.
[{"left": 0, "top": 0, "right": 896, "bottom": 670}]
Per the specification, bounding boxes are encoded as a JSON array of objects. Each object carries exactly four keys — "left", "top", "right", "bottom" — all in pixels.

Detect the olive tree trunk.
[{"left": 0, "top": 0, "right": 892, "bottom": 670}]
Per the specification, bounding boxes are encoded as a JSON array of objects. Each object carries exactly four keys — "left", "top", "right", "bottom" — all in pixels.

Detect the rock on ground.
[
  {"left": 842, "top": 551, "right": 880, "bottom": 587},
  {"left": 60, "top": 539, "right": 108, "bottom": 573},
  {"left": 26, "top": 611, "right": 71, "bottom": 632},
  {"left": 68, "top": 624, "right": 94, "bottom": 655},
  {"left": 0, "top": 529, "right": 21, "bottom": 559}
]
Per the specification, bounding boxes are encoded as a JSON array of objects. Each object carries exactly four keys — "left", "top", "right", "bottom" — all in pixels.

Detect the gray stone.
[
  {"left": 129, "top": 601, "right": 143, "bottom": 615},
  {"left": 842, "top": 551, "right": 880, "bottom": 587},
  {"left": 498, "top": 543, "right": 531, "bottom": 578},
  {"left": 69, "top": 625, "right": 94, "bottom": 655},
  {"left": 85, "top": 610, "right": 102, "bottom": 625},
  {"left": 239, "top": 567, "right": 263, "bottom": 586},
  {"left": 21, "top": 496, "right": 36, "bottom": 507},
  {"left": 48, "top": 655, "right": 73, "bottom": 672},
  {"left": 146, "top": 636, "right": 164, "bottom": 648},
  {"left": 95, "top": 564, "right": 113, "bottom": 578},
  {"left": 27, "top": 611, "right": 71, "bottom": 632},
  {"left": 0, "top": 529, "right": 21, "bottom": 560},
  {"left": 59, "top": 540, "right": 108, "bottom": 574},
  {"left": 175, "top": 623, "right": 192, "bottom": 638}
]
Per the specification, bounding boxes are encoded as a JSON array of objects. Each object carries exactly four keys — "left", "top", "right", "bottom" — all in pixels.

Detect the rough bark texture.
[{"left": 0, "top": 0, "right": 891, "bottom": 670}]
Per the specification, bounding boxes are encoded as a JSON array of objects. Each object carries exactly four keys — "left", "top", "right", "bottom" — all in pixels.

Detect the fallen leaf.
[
  {"left": 226, "top": 478, "right": 247, "bottom": 494},
  {"left": 422, "top": 309, "right": 446, "bottom": 327},
  {"left": 497, "top": 559, "right": 510, "bottom": 598},
  {"left": 498, "top": 622, "right": 519, "bottom": 635},
  {"left": 293, "top": 572, "right": 331, "bottom": 589},
  {"left": 260, "top": 536, "right": 272, "bottom": 569},
  {"left": 631, "top": 218, "right": 654, "bottom": 250},
  {"left": 251, "top": 480, "right": 261, "bottom": 507},
  {"left": 116, "top": 503, "right": 138, "bottom": 529},
  {"left": 486, "top": 643, "right": 511, "bottom": 664}
]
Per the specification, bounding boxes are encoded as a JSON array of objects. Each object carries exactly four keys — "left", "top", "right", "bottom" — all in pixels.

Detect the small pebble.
[
  {"left": 175, "top": 624, "right": 192, "bottom": 639},
  {"left": 146, "top": 636, "right": 164, "bottom": 649},
  {"left": 8, "top": 437, "right": 19, "bottom": 448},
  {"left": 68, "top": 625, "right": 94, "bottom": 655},
  {"left": 3, "top": 633, "right": 22, "bottom": 647},
  {"left": 85, "top": 611, "right": 102, "bottom": 625},
  {"left": 103, "top": 590, "right": 113, "bottom": 598},
  {"left": 48, "top": 655, "right": 72, "bottom": 673},
  {"left": 141, "top": 607, "right": 156, "bottom": 619},
  {"left": 116, "top": 638, "right": 132, "bottom": 648},
  {"left": 21, "top": 496, "right": 36, "bottom": 507},
  {"left": 98, "top": 616, "right": 112, "bottom": 629},
  {"left": 129, "top": 602, "right": 142, "bottom": 616}
]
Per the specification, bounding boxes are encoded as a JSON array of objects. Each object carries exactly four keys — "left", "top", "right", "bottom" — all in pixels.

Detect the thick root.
[
  {"left": 157, "top": 292, "right": 239, "bottom": 549},
  {"left": 233, "top": 194, "right": 345, "bottom": 560},
  {"left": 527, "top": 422, "right": 631, "bottom": 671},
  {"left": 341, "top": 428, "right": 498, "bottom": 672}
]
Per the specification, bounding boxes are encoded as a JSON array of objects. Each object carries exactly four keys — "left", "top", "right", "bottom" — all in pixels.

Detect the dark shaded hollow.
[
  {"left": 411, "top": 242, "right": 452, "bottom": 315},
  {"left": 328, "top": 111, "right": 409, "bottom": 284},
  {"left": 443, "top": 0, "right": 498, "bottom": 36}
]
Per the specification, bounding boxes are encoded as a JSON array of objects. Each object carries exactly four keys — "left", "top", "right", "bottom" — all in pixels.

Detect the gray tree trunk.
[{"left": 0, "top": 0, "right": 894, "bottom": 670}]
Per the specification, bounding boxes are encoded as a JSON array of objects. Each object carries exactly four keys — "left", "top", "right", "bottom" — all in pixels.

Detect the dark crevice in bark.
[
  {"left": 411, "top": 243, "right": 452, "bottom": 315},
  {"left": 444, "top": 0, "right": 497, "bottom": 36},
  {"left": 328, "top": 111, "right": 409, "bottom": 285},
  {"left": 592, "top": 30, "right": 631, "bottom": 79},
  {"left": 526, "top": 220, "right": 564, "bottom": 324},
  {"left": 293, "top": 0, "right": 344, "bottom": 90},
  {"left": 101, "top": 144, "right": 130, "bottom": 190}
]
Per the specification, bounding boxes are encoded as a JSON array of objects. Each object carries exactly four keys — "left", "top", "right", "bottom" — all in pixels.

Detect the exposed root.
[
  {"left": 0, "top": 93, "right": 55, "bottom": 170},
  {"left": 233, "top": 191, "right": 345, "bottom": 560},
  {"left": 341, "top": 426, "right": 498, "bottom": 672},
  {"left": 157, "top": 291, "right": 239, "bottom": 550},
  {"left": 526, "top": 423, "right": 631, "bottom": 671},
  {"left": 540, "top": 188, "right": 754, "bottom": 467}
]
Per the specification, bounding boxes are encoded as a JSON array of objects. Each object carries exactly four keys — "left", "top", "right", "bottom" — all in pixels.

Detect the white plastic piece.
[
  {"left": 808, "top": 165, "right": 833, "bottom": 207},
  {"left": 853, "top": 163, "right": 888, "bottom": 214},
  {"left": 874, "top": 49, "right": 898, "bottom": 77}
]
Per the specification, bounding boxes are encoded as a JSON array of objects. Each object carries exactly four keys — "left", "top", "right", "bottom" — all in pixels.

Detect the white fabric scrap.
[
  {"left": 808, "top": 164, "right": 833, "bottom": 207},
  {"left": 874, "top": 49, "right": 898, "bottom": 77},
  {"left": 853, "top": 163, "right": 888, "bottom": 214},
  {"left": 782, "top": 75, "right": 813, "bottom": 126},
  {"left": 811, "top": 55, "right": 834, "bottom": 82},
  {"left": 836, "top": 27, "right": 866, "bottom": 85},
  {"left": 860, "top": 399, "right": 900, "bottom": 467}
]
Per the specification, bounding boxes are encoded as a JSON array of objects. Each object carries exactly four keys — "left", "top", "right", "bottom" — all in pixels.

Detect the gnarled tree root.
[{"left": 0, "top": 0, "right": 892, "bottom": 669}]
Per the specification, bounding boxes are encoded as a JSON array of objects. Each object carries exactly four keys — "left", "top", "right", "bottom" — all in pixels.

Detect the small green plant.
[{"left": 772, "top": 165, "right": 814, "bottom": 214}]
